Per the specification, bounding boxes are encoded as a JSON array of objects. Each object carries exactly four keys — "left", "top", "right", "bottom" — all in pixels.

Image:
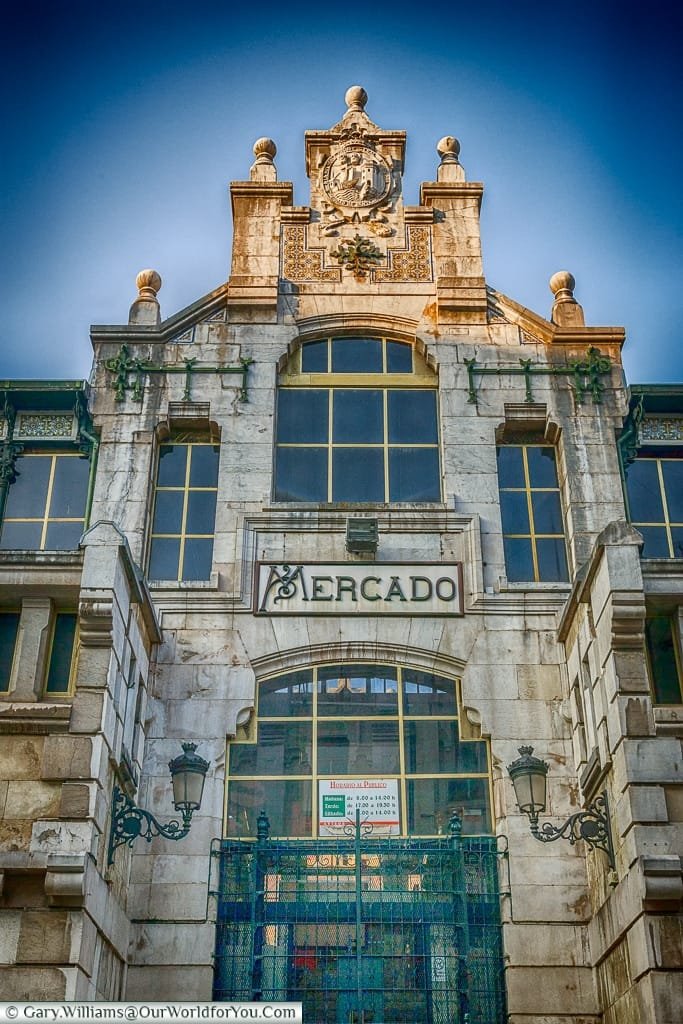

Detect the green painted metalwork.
[
  {"left": 212, "top": 812, "right": 507, "bottom": 1023},
  {"left": 104, "top": 344, "right": 254, "bottom": 404},
  {"left": 465, "top": 346, "right": 611, "bottom": 407},
  {"left": 330, "top": 234, "right": 385, "bottom": 278}
]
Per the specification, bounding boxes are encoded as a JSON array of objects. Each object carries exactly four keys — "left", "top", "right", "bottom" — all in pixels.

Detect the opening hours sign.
[{"left": 319, "top": 779, "right": 400, "bottom": 835}]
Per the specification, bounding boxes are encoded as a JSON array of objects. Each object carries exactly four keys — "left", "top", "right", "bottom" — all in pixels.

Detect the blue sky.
[{"left": 2, "top": 1, "right": 682, "bottom": 384}]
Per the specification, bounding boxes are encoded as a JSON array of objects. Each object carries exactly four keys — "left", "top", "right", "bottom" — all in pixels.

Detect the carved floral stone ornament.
[{"left": 330, "top": 234, "right": 384, "bottom": 279}]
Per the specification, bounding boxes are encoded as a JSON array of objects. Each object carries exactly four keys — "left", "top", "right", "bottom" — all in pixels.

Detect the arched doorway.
[{"left": 212, "top": 664, "right": 506, "bottom": 1022}]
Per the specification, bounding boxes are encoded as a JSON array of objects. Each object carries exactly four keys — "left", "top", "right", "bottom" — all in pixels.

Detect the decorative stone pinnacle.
[
  {"left": 129, "top": 269, "right": 162, "bottom": 325},
  {"left": 344, "top": 85, "right": 368, "bottom": 112},
  {"left": 250, "top": 137, "right": 278, "bottom": 182},
  {"left": 135, "top": 269, "right": 162, "bottom": 299},
  {"left": 437, "top": 135, "right": 461, "bottom": 162},
  {"left": 549, "top": 270, "right": 585, "bottom": 327},
  {"left": 252, "top": 137, "right": 277, "bottom": 163},
  {"left": 549, "top": 270, "right": 576, "bottom": 301}
]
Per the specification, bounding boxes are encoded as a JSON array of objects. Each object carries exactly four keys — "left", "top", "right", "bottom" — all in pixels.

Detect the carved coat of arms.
[{"left": 320, "top": 143, "right": 394, "bottom": 236}]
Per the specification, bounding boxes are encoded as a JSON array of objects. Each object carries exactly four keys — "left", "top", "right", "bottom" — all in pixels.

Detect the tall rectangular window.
[
  {"left": 497, "top": 443, "right": 569, "bottom": 582},
  {"left": 626, "top": 457, "right": 683, "bottom": 557},
  {"left": 0, "top": 453, "right": 90, "bottom": 550},
  {"left": 0, "top": 612, "right": 20, "bottom": 693},
  {"left": 45, "top": 613, "right": 78, "bottom": 695},
  {"left": 148, "top": 441, "right": 219, "bottom": 581},
  {"left": 645, "top": 614, "right": 683, "bottom": 704}
]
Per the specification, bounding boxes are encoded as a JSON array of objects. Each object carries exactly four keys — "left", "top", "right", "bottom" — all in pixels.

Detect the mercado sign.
[
  {"left": 319, "top": 779, "right": 400, "bottom": 835},
  {"left": 255, "top": 562, "right": 463, "bottom": 616}
]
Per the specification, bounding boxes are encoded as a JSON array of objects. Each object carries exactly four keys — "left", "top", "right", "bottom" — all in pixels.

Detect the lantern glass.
[
  {"left": 507, "top": 746, "right": 548, "bottom": 817},
  {"left": 168, "top": 742, "right": 210, "bottom": 813}
]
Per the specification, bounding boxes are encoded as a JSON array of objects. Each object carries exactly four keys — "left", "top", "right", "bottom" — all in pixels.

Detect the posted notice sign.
[{"left": 318, "top": 779, "right": 400, "bottom": 835}]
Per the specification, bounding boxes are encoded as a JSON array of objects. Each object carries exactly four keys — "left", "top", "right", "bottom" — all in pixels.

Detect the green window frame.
[
  {"left": 44, "top": 612, "right": 78, "bottom": 696},
  {"left": 0, "top": 612, "right": 20, "bottom": 693},
  {"left": 225, "top": 664, "right": 492, "bottom": 839},
  {"left": 645, "top": 613, "right": 683, "bottom": 704},
  {"left": 148, "top": 439, "right": 220, "bottom": 582},
  {"left": 274, "top": 337, "right": 441, "bottom": 504},
  {"left": 625, "top": 456, "right": 683, "bottom": 558},
  {"left": 0, "top": 452, "right": 90, "bottom": 551},
  {"left": 497, "top": 442, "right": 569, "bottom": 583}
]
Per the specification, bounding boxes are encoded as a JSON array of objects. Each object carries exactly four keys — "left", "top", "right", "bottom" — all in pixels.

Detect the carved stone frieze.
[
  {"left": 282, "top": 226, "right": 342, "bottom": 283},
  {"left": 374, "top": 225, "right": 433, "bottom": 283}
]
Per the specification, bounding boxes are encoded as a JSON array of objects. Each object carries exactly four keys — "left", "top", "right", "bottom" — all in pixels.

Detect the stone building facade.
[{"left": 0, "top": 87, "right": 681, "bottom": 1023}]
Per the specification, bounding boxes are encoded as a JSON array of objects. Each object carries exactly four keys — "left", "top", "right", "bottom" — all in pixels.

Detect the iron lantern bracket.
[
  {"left": 108, "top": 785, "right": 193, "bottom": 865},
  {"left": 529, "top": 790, "right": 616, "bottom": 871}
]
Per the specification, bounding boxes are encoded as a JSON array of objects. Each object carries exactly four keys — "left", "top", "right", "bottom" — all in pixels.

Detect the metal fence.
[{"left": 212, "top": 816, "right": 506, "bottom": 1023}]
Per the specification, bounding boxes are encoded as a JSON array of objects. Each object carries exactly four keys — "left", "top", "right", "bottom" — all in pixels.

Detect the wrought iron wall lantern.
[
  {"left": 507, "top": 746, "right": 616, "bottom": 873},
  {"left": 108, "top": 742, "right": 210, "bottom": 865}
]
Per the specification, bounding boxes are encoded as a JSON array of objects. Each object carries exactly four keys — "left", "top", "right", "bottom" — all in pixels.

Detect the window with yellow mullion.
[
  {"left": 497, "top": 443, "right": 569, "bottom": 582},
  {"left": 148, "top": 441, "right": 219, "bottom": 581},
  {"left": 0, "top": 452, "right": 90, "bottom": 551},
  {"left": 625, "top": 456, "right": 683, "bottom": 557}
]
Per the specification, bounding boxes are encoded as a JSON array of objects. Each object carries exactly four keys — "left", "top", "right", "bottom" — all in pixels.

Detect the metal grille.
[{"left": 212, "top": 819, "right": 506, "bottom": 1023}]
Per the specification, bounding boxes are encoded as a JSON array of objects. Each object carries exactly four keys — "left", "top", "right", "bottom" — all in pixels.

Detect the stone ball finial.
[
  {"left": 345, "top": 85, "right": 368, "bottom": 112},
  {"left": 253, "top": 137, "right": 277, "bottom": 162},
  {"left": 437, "top": 136, "right": 461, "bottom": 162},
  {"left": 549, "top": 270, "right": 576, "bottom": 297},
  {"left": 135, "top": 269, "right": 162, "bottom": 298}
]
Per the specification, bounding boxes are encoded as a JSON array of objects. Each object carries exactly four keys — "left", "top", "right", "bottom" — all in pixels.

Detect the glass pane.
[
  {"left": 402, "top": 671, "right": 455, "bottom": 715},
  {"left": 531, "top": 491, "right": 564, "bottom": 534},
  {"left": 45, "top": 614, "right": 77, "bottom": 694},
  {"left": 500, "top": 491, "right": 530, "bottom": 535},
  {"left": 404, "top": 721, "right": 488, "bottom": 774},
  {"left": 0, "top": 613, "right": 19, "bottom": 692},
  {"left": 44, "top": 522, "right": 84, "bottom": 549},
  {"left": 317, "top": 721, "right": 400, "bottom": 775},
  {"left": 301, "top": 340, "right": 328, "bottom": 372},
  {"left": 227, "top": 779, "right": 311, "bottom": 838},
  {"left": 182, "top": 538, "right": 214, "bottom": 580},
  {"left": 148, "top": 537, "right": 181, "bottom": 580},
  {"left": 626, "top": 460, "right": 664, "bottom": 522},
  {"left": 259, "top": 671, "right": 314, "bottom": 717},
  {"left": 331, "top": 338, "right": 382, "bottom": 373},
  {"left": 637, "top": 526, "right": 671, "bottom": 558},
  {"left": 670, "top": 527, "right": 683, "bottom": 558},
  {"left": 152, "top": 491, "right": 184, "bottom": 534},
  {"left": 274, "top": 448, "right": 328, "bottom": 501},
  {"left": 0, "top": 521, "right": 43, "bottom": 549},
  {"left": 386, "top": 341, "right": 413, "bottom": 373},
  {"left": 503, "top": 537, "right": 535, "bottom": 582},
  {"left": 186, "top": 490, "right": 217, "bottom": 535},
  {"left": 276, "top": 390, "right": 328, "bottom": 444},
  {"left": 4, "top": 456, "right": 51, "bottom": 518},
  {"left": 332, "top": 448, "right": 385, "bottom": 502},
  {"left": 189, "top": 445, "right": 220, "bottom": 487},
  {"left": 536, "top": 538, "right": 569, "bottom": 582},
  {"left": 49, "top": 456, "right": 89, "bottom": 518},
  {"left": 389, "top": 448, "right": 440, "bottom": 502},
  {"left": 526, "top": 446, "right": 559, "bottom": 488},
  {"left": 156, "top": 445, "right": 188, "bottom": 487},
  {"left": 317, "top": 665, "right": 398, "bottom": 716},
  {"left": 229, "top": 722, "right": 312, "bottom": 775},
  {"left": 662, "top": 460, "right": 683, "bottom": 522},
  {"left": 333, "top": 390, "right": 383, "bottom": 443},
  {"left": 407, "top": 778, "right": 491, "bottom": 835},
  {"left": 496, "top": 446, "right": 525, "bottom": 488},
  {"left": 646, "top": 617, "right": 683, "bottom": 704},
  {"left": 388, "top": 391, "right": 438, "bottom": 444}
]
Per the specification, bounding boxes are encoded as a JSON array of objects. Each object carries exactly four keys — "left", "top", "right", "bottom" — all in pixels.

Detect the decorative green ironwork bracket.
[
  {"left": 104, "top": 344, "right": 254, "bottom": 404},
  {"left": 464, "top": 347, "right": 611, "bottom": 407}
]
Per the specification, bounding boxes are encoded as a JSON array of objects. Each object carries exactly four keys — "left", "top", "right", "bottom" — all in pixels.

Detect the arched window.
[
  {"left": 226, "top": 664, "right": 491, "bottom": 838},
  {"left": 274, "top": 337, "right": 441, "bottom": 502}
]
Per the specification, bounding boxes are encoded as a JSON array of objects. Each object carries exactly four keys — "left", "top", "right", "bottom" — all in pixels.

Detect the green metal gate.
[{"left": 212, "top": 814, "right": 506, "bottom": 1023}]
